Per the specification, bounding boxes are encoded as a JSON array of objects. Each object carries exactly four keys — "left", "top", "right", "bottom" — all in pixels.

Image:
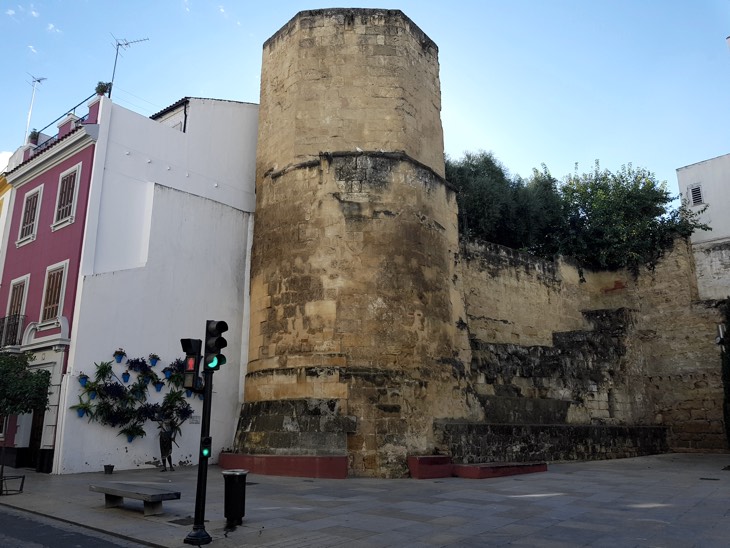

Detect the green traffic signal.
[
  {"left": 201, "top": 436, "right": 212, "bottom": 459},
  {"left": 204, "top": 320, "right": 228, "bottom": 371}
]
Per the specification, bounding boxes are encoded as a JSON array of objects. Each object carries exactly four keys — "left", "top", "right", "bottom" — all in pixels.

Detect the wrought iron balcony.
[{"left": 0, "top": 314, "right": 25, "bottom": 347}]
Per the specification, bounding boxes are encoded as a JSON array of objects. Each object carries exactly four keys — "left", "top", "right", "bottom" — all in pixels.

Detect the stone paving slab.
[{"left": 0, "top": 453, "right": 729, "bottom": 547}]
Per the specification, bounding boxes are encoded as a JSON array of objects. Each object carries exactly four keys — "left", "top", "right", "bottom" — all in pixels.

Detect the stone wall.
[
  {"left": 435, "top": 422, "right": 669, "bottom": 463},
  {"left": 460, "top": 238, "right": 725, "bottom": 452},
  {"left": 257, "top": 9, "right": 445, "bottom": 180},
  {"left": 692, "top": 239, "right": 730, "bottom": 301},
  {"left": 235, "top": 8, "right": 727, "bottom": 478}
]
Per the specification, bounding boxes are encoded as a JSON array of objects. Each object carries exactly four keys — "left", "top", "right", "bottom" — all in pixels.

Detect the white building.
[
  {"left": 3, "top": 94, "right": 258, "bottom": 473},
  {"left": 677, "top": 153, "right": 730, "bottom": 301}
]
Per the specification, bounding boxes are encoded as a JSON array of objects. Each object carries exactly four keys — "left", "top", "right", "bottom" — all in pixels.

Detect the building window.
[
  {"left": 1, "top": 276, "right": 28, "bottom": 347},
  {"left": 17, "top": 186, "right": 43, "bottom": 246},
  {"left": 40, "top": 262, "right": 67, "bottom": 324},
  {"left": 52, "top": 164, "right": 81, "bottom": 230},
  {"left": 0, "top": 415, "right": 6, "bottom": 440},
  {"left": 8, "top": 280, "right": 26, "bottom": 317},
  {"left": 688, "top": 184, "right": 704, "bottom": 206}
]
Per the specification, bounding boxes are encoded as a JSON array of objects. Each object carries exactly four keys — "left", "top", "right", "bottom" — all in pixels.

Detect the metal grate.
[{"left": 690, "top": 185, "right": 703, "bottom": 206}]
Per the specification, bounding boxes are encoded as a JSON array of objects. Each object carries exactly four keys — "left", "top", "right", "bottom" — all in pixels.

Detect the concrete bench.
[{"left": 89, "top": 482, "right": 181, "bottom": 516}]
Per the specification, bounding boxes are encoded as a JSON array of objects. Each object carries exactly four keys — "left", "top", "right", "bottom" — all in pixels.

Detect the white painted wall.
[
  {"left": 55, "top": 97, "right": 258, "bottom": 473},
  {"left": 677, "top": 153, "right": 730, "bottom": 300},
  {"left": 677, "top": 153, "right": 730, "bottom": 245}
]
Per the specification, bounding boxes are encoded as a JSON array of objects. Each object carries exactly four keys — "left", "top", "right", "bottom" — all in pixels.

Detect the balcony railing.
[{"left": 0, "top": 314, "right": 25, "bottom": 347}]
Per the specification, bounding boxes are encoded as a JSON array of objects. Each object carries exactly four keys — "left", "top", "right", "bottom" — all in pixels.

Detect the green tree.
[
  {"left": 0, "top": 352, "right": 51, "bottom": 486},
  {"left": 559, "top": 162, "right": 709, "bottom": 277},
  {"left": 445, "top": 152, "right": 564, "bottom": 254},
  {"left": 446, "top": 151, "right": 514, "bottom": 244}
]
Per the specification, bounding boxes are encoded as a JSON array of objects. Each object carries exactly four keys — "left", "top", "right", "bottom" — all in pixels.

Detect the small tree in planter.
[{"left": 95, "top": 81, "right": 111, "bottom": 96}]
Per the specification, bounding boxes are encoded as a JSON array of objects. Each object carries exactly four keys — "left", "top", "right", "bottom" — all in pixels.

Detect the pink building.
[{"left": 0, "top": 96, "right": 101, "bottom": 471}]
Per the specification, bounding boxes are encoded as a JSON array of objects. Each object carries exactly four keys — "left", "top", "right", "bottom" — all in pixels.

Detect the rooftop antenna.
[
  {"left": 24, "top": 74, "right": 46, "bottom": 143},
  {"left": 109, "top": 35, "right": 149, "bottom": 98}
]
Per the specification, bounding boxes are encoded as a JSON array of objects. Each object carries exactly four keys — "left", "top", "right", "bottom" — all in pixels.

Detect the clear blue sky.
[{"left": 2, "top": 1, "right": 729, "bottom": 196}]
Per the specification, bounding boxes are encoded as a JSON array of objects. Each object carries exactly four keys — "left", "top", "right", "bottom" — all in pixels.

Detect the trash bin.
[{"left": 222, "top": 469, "right": 249, "bottom": 527}]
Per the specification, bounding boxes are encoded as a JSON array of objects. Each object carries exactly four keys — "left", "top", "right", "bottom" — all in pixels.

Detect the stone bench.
[{"left": 89, "top": 482, "right": 181, "bottom": 516}]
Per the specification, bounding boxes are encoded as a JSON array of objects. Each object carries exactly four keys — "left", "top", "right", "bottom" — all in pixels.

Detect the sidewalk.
[{"left": 1, "top": 453, "right": 730, "bottom": 547}]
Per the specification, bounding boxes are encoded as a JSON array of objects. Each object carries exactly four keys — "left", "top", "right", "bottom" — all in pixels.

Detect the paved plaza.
[{"left": 1, "top": 453, "right": 729, "bottom": 547}]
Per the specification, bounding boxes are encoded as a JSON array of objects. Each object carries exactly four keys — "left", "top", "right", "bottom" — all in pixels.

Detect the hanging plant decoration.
[{"left": 69, "top": 353, "right": 196, "bottom": 445}]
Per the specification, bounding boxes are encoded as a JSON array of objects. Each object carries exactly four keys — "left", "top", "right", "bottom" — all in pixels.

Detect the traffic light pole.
[{"left": 184, "top": 368, "right": 214, "bottom": 546}]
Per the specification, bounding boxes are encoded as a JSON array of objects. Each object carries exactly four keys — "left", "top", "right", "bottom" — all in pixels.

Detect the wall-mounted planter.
[
  {"left": 76, "top": 408, "right": 86, "bottom": 418},
  {"left": 154, "top": 382, "right": 164, "bottom": 392},
  {"left": 122, "top": 372, "right": 130, "bottom": 383},
  {"left": 114, "top": 355, "right": 124, "bottom": 363},
  {"left": 79, "top": 375, "right": 89, "bottom": 387},
  {"left": 89, "top": 391, "right": 97, "bottom": 400},
  {"left": 186, "top": 389, "right": 193, "bottom": 398},
  {"left": 127, "top": 435, "right": 135, "bottom": 443},
  {"left": 164, "top": 370, "right": 172, "bottom": 379},
  {"left": 150, "top": 358, "right": 159, "bottom": 367}
]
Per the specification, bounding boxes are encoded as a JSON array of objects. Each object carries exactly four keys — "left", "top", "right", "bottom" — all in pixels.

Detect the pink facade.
[
  {"left": 0, "top": 99, "right": 100, "bottom": 467},
  {"left": 0, "top": 145, "right": 94, "bottom": 352}
]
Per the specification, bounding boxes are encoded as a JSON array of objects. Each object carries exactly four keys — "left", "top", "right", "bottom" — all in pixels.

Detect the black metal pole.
[{"left": 184, "top": 369, "right": 214, "bottom": 545}]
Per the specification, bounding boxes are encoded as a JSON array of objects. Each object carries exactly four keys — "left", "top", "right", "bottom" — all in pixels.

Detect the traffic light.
[
  {"left": 200, "top": 436, "right": 212, "bottom": 459},
  {"left": 204, "top": 320, "right": 228, "bottom": 371},
  {"left": 181, "top": 338, "right": 202, "bottom": 390}
]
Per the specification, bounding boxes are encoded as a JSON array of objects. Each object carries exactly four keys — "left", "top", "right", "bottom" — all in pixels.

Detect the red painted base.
[
  {"left": 407, "top": 455, "right": 453, "bottom": 479},
  {"left": 218, "top": 453, "right": 348, "bottom": 479},
  {"left": 452, "top": 462, "right": 548, "bottom": 479}
]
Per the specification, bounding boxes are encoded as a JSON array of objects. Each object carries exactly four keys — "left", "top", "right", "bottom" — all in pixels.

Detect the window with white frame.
[
  {"left": 0, "top": 415, "right": 6, "bottom": 439},
  {"left": 52, "top": 164, "right": 81, "bottom": 229},
  {"left": 688, "top": 184, "right": 704, "bottom": 206},
  {"left": 1, "top": 275, "right": 28, "bottom": 347},
  {"left": 17, "top": 185, "right": 43, "bottom": 245},
  {"left": 40, "top": 261, "right": 68, "bottom": 324},
  {"left": 7, "top": 278, "right": 27, "bottom": 317}
]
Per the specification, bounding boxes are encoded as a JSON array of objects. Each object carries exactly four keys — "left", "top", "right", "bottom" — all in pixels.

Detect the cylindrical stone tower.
[{"left": 236, "top": 8, "right": 482, "bottom": 477}]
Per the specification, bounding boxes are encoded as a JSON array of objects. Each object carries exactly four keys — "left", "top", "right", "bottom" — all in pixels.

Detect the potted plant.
[
  {"left": 122, "top": 369, "right": 130, "bottom": 383},
  {"left": 126, "top": 357, "right": 149, "bottom": 373},
  {"left": 95, "top": 81, "right": 110, "bottom": 96},
  {"left": 70, "top": 396, "right": 93, "bottom": 418},
  {"left": 119, "top": 423, "right": 146, "bottom": 443},
  {"left": 29, "top": 129, "right": 39, "bottom": 145},
  {"left": 165, "top": 358, "right": 186, "bottom": 388},
  {"left": 78, "top": 372, "right": 89, "bottom": 387},
  {"left": 113, "top": 348, "right": 127, "bottom": 363},
  {"left": 154, "top": 380, "right": 165, "bottom": 392},
  {"left": 84, "top": 381, "right": 99, "bottom": 400},
  {"left": 148, "top": 353, "right": 161, "bottom": 367}
]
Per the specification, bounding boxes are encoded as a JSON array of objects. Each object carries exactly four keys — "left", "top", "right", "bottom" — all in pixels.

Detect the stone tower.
[{"left": 236, "top": 8, "right": 482, "bottom": 477}]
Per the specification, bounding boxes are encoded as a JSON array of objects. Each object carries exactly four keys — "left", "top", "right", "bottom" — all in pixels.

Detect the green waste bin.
[{"left": 222, "top": 469, "right": 249, "bottom": 527}]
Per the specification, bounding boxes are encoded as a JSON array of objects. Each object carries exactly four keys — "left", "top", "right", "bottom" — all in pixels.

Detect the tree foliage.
[
  {"left": 446, "top": 153, "right": 710, "bottom": 277},
  {"left": 0, "top": 352, "right": 51, "bottom": 417}
]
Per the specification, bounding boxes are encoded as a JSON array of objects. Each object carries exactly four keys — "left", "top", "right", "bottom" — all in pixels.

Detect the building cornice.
[{"left": 6, "top": 127, "right": 97, "bottom": 189}]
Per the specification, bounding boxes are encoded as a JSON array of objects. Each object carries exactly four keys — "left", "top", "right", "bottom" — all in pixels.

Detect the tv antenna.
[
  {"left": 109, "top": 35, "right": 149, "bottom": 98},
  {"left": 24, "top": 74, "right": 46, "bottom": 143}
]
